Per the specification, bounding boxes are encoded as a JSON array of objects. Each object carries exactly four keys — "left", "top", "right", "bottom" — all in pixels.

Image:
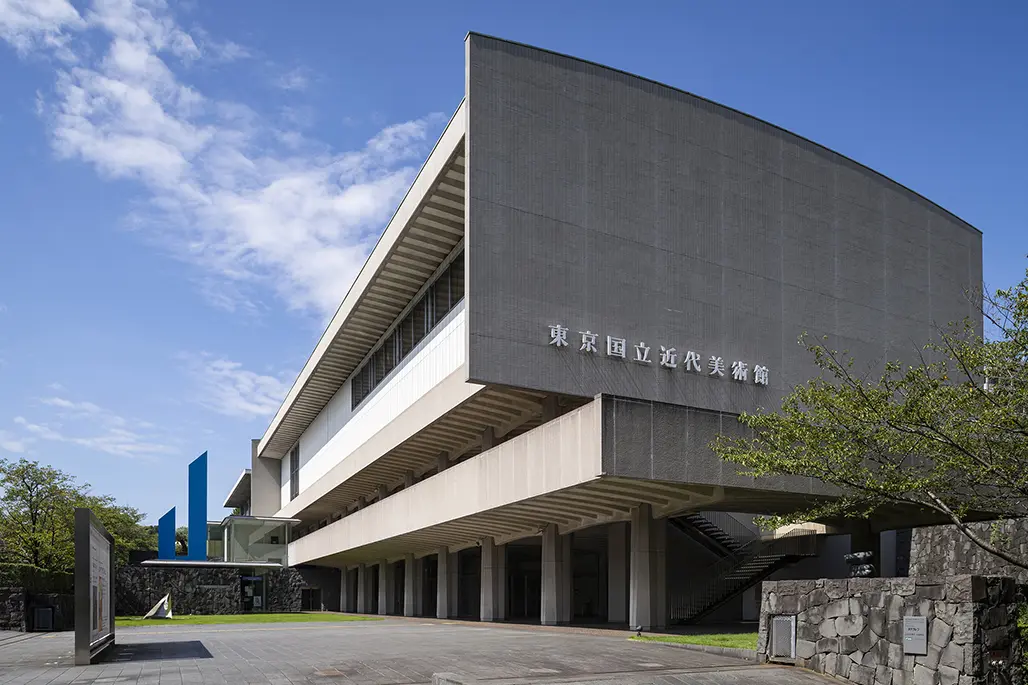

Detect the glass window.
[
  {"left": 383, "top": 332, "right": 396, "bottom": 376},
  {"left": 400, "top": 315, "right": 413, "bottom": 357},
  {"left": 450, "top": 254, "right": 465, "bottom": 303},
  {"left": 412, "top": 296, "right": 427, "bottom": 347},
  {"left": 289, "top": 446, "right": 300, "bottom": 500},
  {"left": 434, "top": 268, "right": 451, "bottom": 321}
]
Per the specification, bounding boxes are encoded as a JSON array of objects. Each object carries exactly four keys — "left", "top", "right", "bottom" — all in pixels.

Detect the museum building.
[{"left": 224, "top": 34, "right": 982, "bottom": 628}]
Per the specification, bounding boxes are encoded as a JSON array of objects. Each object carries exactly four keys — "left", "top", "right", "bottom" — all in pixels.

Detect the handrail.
[{"left": 669, "top": 528, "right": 819, "bottom": 623}]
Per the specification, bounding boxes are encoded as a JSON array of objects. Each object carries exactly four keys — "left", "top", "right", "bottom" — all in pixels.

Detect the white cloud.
[
  {"left": 0, "top": 429, "right": 29, "bottom": 453},
  {"left": 272, "top": 66, "right": 309, "bottom": 91},
  {"left": 12, "top": 402, "right": 174, "bottom": 458},
  {"left": 183, "top": 353, "right": 291, "bottom": 419},
  {"left": 40, "top": 396, "right": 103, "bottom": 413},
  {"left": 3, "top": 0, "right": 442, "bottom": 317},
  {"left": 0, "top": 0, "right": 84, "bottom": 57}
]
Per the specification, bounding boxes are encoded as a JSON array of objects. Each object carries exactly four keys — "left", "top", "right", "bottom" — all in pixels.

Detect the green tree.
[
  {"left": 0, "top": 458, "right": 159, "bottom": 572},
  {"left": 712, "top": 267, "right": 1028, "bottom": 570},
  {"left": 0, "top": 458, "right": 80, "bottom": 572}
]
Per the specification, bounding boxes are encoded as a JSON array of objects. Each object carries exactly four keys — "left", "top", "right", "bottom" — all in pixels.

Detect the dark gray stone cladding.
[
  {"left": 0, "top": 587, "right": 26, "bottom": 631},
  {"left": 116, "top": 566, "right": 305, "bottom": 616},
  {"left": 759, "top": 576, "right": 1024, "bottom": 685},
  {"left": 912, "top": 520, "right": 1028, "bottom": 583}
]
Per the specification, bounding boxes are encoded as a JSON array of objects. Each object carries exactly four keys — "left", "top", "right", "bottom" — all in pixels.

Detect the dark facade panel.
[{"left": 465, "top": 34, "right": 982, "bottom": 417}]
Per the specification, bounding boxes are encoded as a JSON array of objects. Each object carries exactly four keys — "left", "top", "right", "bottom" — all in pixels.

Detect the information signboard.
[{"left": 75, "top": 508, "right": 116, "bottom": 665}]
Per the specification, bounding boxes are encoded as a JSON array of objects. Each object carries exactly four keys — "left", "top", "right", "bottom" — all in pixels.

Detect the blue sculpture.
[{"left": 157, "top": 452, "right": 208, "bottom": 560}]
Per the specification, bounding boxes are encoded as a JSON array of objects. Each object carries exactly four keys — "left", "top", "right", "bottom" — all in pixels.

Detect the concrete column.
[
  {"left": 541, "top": 524, "right": 561, "bottom": 625},
  {"left": 404, "top": 470, "right": 415, "bottom": 488},
  {"left": 341, "top": 569, "right": 351, "bottom": 613},
  {"left": 377, "top": 484, "right": 388, "bottom": 501},
  {"left": 357, "top": 496, "right": 366, "bottom": 510},
  {"left": 481, "top": 426, "right": 495, "bottom": 450},
  {"left": 542, "top": 395, "right": 558, "bottom": 421},
  {"left": 480, "top": 537, "right": 496, "bottom": 621},
  {"left": 495, "top": 543, "right": 507, "bottom": 621},
  {"left": 356, "top": 564, "right": 368, "bottom": 613},
  {"left": 436, "top": 546, "right": 449, "bottom": 619},
  {"left": 437, "top": 452, "right": 449, "bottom": 473},
  {"left": 448, "top": 552, "right": 459, "bottom": 618},
  {"left": 651, "top": 517, "right": 667, "bottom": 630},
  {"left": 404, "top": 553, "right": 416, "bottom": 617},
  {"left": 607, "top": 522, "right": 628, "bottom": 624},
  {"left": 378, "top": 560, "right": 392, "bottom": 615},
  {"left": 629, "top": 504, "right": 653, "bottom": 631},
  {"left": 414, "top": 556, "right": 425, "bottom": 616},
  {"left": 560, "top": 533, "right": 573, "bottom": 624}
]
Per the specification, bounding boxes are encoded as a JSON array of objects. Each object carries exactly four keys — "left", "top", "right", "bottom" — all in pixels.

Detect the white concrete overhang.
[
  {"left": 276, "top": 370, "right": 558, "bottom": 524},
  {"left": 288, "top": 397, "right": 731, "bottom": 566},
  {"left": 222, "top": 469, "right": 251, "bottom": 509},
  {"left": 258, "top": 100, "right": 467, "bottom": 459}
]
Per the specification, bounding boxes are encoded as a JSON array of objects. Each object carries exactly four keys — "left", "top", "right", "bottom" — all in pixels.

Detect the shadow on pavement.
[{"left": 107, "top": 640, "right": 213, "bottom": 662}]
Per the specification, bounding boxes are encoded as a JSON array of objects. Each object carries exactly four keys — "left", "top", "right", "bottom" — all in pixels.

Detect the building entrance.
[
  {"left": 240, "top": 575, "right": 265, "bottom": 612},
  {"left": 507, "top": 543, "right": 541, "bottom": 620}
]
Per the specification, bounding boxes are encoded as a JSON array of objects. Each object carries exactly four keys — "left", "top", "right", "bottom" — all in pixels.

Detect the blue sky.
[{"left": 0, "top": 1, "right": 1025, "bottom": 524}]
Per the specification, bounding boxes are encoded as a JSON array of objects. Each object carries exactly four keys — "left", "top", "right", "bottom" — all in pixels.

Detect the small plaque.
[{"left": 903, "top": 616, "right": 928, "bottom": 655}]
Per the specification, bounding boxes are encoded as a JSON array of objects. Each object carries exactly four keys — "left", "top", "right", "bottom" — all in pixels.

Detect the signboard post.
[{"left": 75, "top": 508, "right": 116, "bottom": 665}]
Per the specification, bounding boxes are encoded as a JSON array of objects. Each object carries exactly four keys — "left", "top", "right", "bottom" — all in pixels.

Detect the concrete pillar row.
[
  {"left": 356, "top": 564, "right": 368, "bottom": 613},
  {"left": 436, "top": 546, "right": 450, "bottom": 619},
  {"left": 404, "top": 553, "right": 417, "bottom": 617}
]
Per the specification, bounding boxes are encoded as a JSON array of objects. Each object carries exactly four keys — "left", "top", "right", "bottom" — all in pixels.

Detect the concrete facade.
[{"left": 230, "top": 35, "right": 982, "bottom": 630}]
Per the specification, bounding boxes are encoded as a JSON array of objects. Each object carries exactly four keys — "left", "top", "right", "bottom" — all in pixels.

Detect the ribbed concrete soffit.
[
  {"left": 259, "top": 121, "right": 467, "bottom": 459},
  {"left": 287, "top": 384, "right": 561, "bottom": 525}
]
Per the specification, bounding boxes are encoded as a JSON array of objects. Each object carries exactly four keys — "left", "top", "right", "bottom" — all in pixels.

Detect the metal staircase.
[
  {"left": 668, "top": 515, "right": 819, "bottom": 624},
  {"left": 668, "top": 512, "right": 753, "bottom": 559}
]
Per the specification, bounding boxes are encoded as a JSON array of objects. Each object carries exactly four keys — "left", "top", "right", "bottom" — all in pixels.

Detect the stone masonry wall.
[
  {"left": 759, "top": 576, "right": 1023, "bottom": 685},
  {"left": 912, "top": 521, "right": 1028, "bottom": 583},
  {"left": 116, "top": 566, "right": 306, "bottom": 616},
  {"left": 0, "top": 588, "right": 26, "bottom": 631}
]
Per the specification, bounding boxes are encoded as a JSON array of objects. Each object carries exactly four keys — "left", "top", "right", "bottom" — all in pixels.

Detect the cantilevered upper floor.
[{"left": 248, "top": 34, "right": 983, "bottom": 555}]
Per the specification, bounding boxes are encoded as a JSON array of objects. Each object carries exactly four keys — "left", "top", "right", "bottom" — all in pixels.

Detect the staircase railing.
[
  {"left": 695, "top": 512, "right": 760, "bottom": 548},
  {"left": 669, "top": 528, "right": 819, "bottom": 624}
]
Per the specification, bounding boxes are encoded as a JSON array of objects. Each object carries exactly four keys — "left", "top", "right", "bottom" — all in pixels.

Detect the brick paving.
[{"left": 0, "top": 619, "right": 828, "bottom": 684}]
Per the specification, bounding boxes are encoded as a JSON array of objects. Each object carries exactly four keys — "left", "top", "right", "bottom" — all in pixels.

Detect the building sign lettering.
[{"left": 547, "top": 324, "right": 769, "bottom": 386}]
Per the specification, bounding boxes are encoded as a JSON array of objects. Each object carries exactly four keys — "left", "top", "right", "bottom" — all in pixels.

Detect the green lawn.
[
  {"left": 630, "top": 632, "right": 758, "bottom": 650},
  {"left": 116, "top": 612, "right": 381, "bottom": 627}
]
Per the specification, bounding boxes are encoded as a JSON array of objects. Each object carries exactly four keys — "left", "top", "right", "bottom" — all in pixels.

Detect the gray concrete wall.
[
  {"left": 599, "top": 395, "right": 832, "bottom": 501},
  {"left": 465, "top": 34, "right": 982, "bottom": 419},
  {"left": 252, "top": 438, "right": 282, "bottom": 516}
]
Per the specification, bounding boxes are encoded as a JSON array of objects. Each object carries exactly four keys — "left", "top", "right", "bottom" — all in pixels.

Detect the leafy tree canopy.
[
  {"left": 713, "top": 266, "right": 1028, "bottom": 569},
  {"left": 0, "top": 458, "right": 157, "bottom": 573}
]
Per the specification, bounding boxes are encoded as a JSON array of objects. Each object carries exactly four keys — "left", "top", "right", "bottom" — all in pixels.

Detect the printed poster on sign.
[{"left": 89, "top": 525, "right": 112, "bottom": 645}]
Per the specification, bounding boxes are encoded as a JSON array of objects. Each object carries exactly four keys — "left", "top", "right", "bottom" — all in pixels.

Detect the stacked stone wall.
[
  {"left": 912, "top": 521, "right": 1028, "bottom": 583},
  {"left": 116, "top": 566, "right": 305, "bottom": 616},
  {"left": 0, "top": 588, "right": 26, "bottom": 631},
  {"left": 759, "top": 576, "right": 1023, "bottom": 685}
]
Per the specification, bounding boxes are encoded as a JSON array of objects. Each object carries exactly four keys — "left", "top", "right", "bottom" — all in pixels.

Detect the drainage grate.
[{"left": 769, "top": 614, "right": 796, "bottom": 660}]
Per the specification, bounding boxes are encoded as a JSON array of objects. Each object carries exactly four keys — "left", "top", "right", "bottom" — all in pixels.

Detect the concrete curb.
[{"left": 635, "top": 639, "right": 758, "bottom": 662}]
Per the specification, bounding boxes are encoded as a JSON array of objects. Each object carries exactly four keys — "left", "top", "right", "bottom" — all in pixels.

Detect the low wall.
[
  {"left": 759, "top": 576, "right": 1023, "bottom": 685},
  {"left": 117, "top": 566, "right": 304, "bottom": 615},
  {"left": 0, "top": 588, "right": 26, "bottom": 631}
]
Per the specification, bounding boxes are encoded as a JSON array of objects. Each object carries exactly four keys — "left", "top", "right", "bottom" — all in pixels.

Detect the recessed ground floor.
[{"left": 0, "top": 619, "right": 832, "bottom": 684}]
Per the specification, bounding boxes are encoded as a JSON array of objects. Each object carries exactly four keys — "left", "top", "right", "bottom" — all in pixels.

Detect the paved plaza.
[{"left": 0, "top": 619, "right": 828, "bottom": 685}]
